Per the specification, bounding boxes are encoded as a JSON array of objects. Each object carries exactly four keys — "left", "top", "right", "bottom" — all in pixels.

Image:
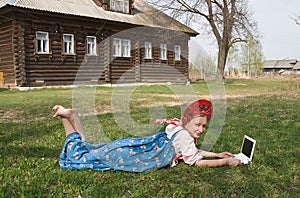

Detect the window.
[
  {"left": 122, "top": 39, "right": 131, "bottom": 57},
  {"left": 36, "top": 31, "right": 49, "bottom": 53},
  {"left": 63, "top": 34, "right": 74, "bottom": 54},
  {"left": 113, "top": 38, "right": 131, "bottom": 57},
  {"left": 86, "top": 36, "right": 97, "bottom": 55},
  {"left": 113, "top": 38, "right": 122, "bottom": 56},
  {"left": 160, "top": 43, "right": 167, "bottom": 59},
  {"left": 174, "top": 45, "right": 181, "bottom": 60},
  {"left": 144, "top": 42, "right": 152, "bottom": 58},
  {"left": 110, "top": 0, "right": 129, "bottom": 13}
]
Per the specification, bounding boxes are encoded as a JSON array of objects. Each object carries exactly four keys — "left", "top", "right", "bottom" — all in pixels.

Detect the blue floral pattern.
[{"left": 59, "top": 132, "right": 176, "bottom": 172}]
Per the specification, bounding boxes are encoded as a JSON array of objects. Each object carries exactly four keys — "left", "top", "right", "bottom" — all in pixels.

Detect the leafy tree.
[
  {"left": 190, "top": 52, "right": 216, "bottom": 80},
  {"left": 240, "top": 35, "right": 264, "bottom": 77},
  {"left": 146, "top": 0, "right": 258, "bottom": 82}
]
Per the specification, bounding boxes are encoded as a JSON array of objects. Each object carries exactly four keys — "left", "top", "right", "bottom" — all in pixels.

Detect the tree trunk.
[{"left": 216, "top": 43, "right": 228, "bottom": 83}]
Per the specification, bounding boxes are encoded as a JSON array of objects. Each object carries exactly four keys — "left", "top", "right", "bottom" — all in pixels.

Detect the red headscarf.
[{"left": 181, "top": 99, "right": 213, "bottom": 126}]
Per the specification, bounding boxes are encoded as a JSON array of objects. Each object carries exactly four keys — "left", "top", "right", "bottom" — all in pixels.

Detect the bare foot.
[
  {"left": 52, "top": 105, "right": 75, "bottom": 119},
  {"left": 52, "top": 105, "right": 86, "bottom": 141}
]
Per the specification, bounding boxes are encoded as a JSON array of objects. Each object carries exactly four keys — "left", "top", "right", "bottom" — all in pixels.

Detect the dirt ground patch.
[
  {"left": 92, "top": 91, "right": 289, "bottom": 115},
  {"left": 0, "top": 109, "right": 25, "bottom": 123}
]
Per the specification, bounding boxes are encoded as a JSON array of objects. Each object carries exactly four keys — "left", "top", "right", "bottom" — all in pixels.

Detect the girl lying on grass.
[{"left": 53, "top": 99, "right": 241, "bottom": 172}]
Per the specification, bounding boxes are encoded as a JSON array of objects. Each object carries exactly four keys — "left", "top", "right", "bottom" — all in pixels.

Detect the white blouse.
[{"left": 165, "top": 124, "right": 203, "bottom": 165}]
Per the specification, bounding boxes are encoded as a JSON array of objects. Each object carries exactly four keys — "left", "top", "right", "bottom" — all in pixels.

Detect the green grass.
[{"left": 0, "top": 77, "right": 299, "bottom": 197}]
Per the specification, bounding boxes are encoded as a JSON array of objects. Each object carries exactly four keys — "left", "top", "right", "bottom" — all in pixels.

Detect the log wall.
[
  {"left": 0, "top": 21, "right": 15, "bottom": 85},
  {"left": 0, "top": 8, "right": 191, "bottom": 87},
  {"left": 23, "top": 21, "right": 109, "bottom": 86}
]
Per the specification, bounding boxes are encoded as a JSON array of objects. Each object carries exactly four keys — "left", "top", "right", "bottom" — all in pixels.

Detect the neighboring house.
[
  {"left": 263, "top": 59, "right": 300, "bottom": 75},
  {"left": 0, "top": 0, "right": 198, "bottom": 87},
  {"left": 293, "top": 61, "right": 300, "bottom": 75}
]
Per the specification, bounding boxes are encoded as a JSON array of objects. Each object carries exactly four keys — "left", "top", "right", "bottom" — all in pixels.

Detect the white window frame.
[
  {"left": 122, "top": 39, "right": 131, "bottom": 57},
  {"left": 86, "top": 36, "right": 97, "bottom": 55},
  {"left": 113, "top": 38, "right": 122, "bottom": 57},
  {"left": 110, "top": 0, "right": 129, "bottom": 13},
  {"left": 144, "top": 42, "right": 152, "bottom": 59},
  {"left": 113, "top": 38, "right": 131, "bottom": 57},
  {"left": 36, "top": 31, "right": 49, "bottom": 54},
  {"left": 160, "top": 43, "right": 167, "bottom": 60},
  {"left": 63, "top": 34, "right": 74, "bottom": 54},
  {"left": 174, "top": 45, "right": 181, "bottom": 61}
]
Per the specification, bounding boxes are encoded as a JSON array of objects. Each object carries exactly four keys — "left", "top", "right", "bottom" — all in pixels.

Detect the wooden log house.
[{"left": 0, "top": 0, "right": 198, "bottom": 87}]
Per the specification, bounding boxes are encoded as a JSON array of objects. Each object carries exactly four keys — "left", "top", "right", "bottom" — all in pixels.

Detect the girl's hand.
[
  {"left": 226, "top": 158, "right": 241, "bottom": 166},
  {"left": 217, "top": 152, "right": 235, "bottom": 158}
]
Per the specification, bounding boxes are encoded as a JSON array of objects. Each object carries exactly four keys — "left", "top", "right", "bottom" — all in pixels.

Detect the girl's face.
[{"left": 184, "top": 116, "right": 207, "bottom": 139}]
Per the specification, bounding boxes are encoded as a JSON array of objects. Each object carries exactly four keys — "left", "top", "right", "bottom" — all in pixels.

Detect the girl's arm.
[
  {"left": 199, "top": 150, "right": 235, "bottom": 158},
  {"left": 195, "top": 158, "right": 241, "bottom": 167},
  {"left": 196, "top": 151, "right": 240, "bottom": 166}
]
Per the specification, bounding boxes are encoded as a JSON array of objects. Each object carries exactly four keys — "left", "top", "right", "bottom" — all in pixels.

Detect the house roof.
[
  {"left": 263, "top": 60, "right": 296, "bottom": 69},
  {"left": 293, "top": 61, "right": 300, "bottom": 70},
  {"left": 0, "top": 0, "right": 198, "bottom": 36}
]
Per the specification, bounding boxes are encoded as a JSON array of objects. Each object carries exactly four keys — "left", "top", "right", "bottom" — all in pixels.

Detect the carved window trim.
[
  {"left": 36, "top": 31, "right": 49, "bottom": 54},
  {"left": 110, "top": 0, "right": 129, "bottom": 14}
]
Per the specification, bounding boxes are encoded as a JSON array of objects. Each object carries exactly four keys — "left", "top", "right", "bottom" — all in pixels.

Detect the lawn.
[{"left": 0, "top": 77, "right": 299, "bottom": 197}]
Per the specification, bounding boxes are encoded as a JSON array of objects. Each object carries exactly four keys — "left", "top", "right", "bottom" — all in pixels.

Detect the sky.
[{"left": 195, "top": 0, "right": 300, "bottom": 61}]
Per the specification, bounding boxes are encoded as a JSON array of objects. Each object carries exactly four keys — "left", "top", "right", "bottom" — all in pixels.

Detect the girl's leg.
[
  {"left": 53, "top": 105, "right": 86, "bottom": 141},
  {"left": 60, "top": 118, "right": 77, "bottom": 137}
]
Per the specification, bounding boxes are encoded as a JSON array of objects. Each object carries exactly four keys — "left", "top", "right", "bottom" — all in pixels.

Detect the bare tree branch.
[{"left": 145, "top": 0, "right": 258, "bottom": 82}]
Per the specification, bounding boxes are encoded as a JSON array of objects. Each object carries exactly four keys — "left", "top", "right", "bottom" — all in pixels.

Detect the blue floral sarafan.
[{"left": 59, "top": 132, "right": 176, "bottom": 172}]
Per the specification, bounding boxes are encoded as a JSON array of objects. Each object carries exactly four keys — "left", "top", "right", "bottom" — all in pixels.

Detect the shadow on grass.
[
  {"left": 0, "top": 119, "right": 63, "bottom": 159},
  {"left": 1, "top": 145, "right": 60, "bottom": 159},
  {"left": 0, "top": 88, "right": 9, "bottom": 92}
]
